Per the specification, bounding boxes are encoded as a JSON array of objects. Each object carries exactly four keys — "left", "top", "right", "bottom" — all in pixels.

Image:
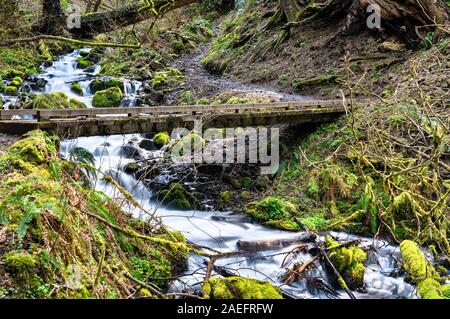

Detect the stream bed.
[{"left": 4, "top": 48, "right": 422, "bottom": 299}]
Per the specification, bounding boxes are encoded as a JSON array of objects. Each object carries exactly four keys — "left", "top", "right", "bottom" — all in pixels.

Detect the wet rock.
[
  {"left": 197, "top": 164, "right": 223, "bottom": 176},
  {"left": 124, "top": 162, "right": 140, "bottom": 175},
  {"left": 139, "top": 139, "right": 158, "bottom": 151},
  {"left": 120, "top": 145, "right": 142, "bottom": 159}
]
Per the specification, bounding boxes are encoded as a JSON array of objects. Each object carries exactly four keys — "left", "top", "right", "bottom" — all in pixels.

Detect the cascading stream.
[{"left": 7, "top": 48, "right": 423, "bottom": 299}]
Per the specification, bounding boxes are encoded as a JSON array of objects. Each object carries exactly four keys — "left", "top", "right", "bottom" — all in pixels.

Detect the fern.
[
  {"left": 69, "top": 147, "right": 95, "bottom": 166},
  {"left": 17, "top": 196, "right": 41, "bottom": 240}
]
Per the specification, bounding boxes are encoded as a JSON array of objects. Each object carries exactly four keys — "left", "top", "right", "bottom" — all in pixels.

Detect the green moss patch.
[
  {"left": 92, "top": 87, "right": 123, "bottom": 108},
  {"left": 204, "top": 277, "right": 282, "bottom": 299}
]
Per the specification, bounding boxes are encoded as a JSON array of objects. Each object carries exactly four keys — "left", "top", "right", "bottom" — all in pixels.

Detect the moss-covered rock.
[
  {"left": 159, "top": 183, "right": 198, "bottom": 210},
  {"left": 90, "top": 78, "right": 124, "bottom": 93},
  {"left": 4, "top": 85, "right": 18, "bottom": 95},
  {"left": 220, "top": 191, "right": 233, "bottom": 204},
  {"left": 3, "top": 251, "right": 37, "bottom": 273},
  {"left": 245, "top": 196, "right": 296, "bottom": 222},
  {"left": 92, "top": 87, "right": 123, "bottom": 108},
  {"left": 25, "top": 93, "right": 86, "bottom": 109},
  {"left": 326, "top": 236, "right": 367, "bottom": 290},
  {"left": 240, "top": 176, "right": 252, "bottom": 189},
  {"left": 10, "top": 76, "right": 23, "bottom": 87},
  {"left": 204, "top": 277, "right": 282, "bottom": 299},
  {"left": 399, "top": 240, "right": 439, "bottom": 283},
  {"left": 417, "top": 278, "right": 445, "bottom": 299},
  {"left": 171, "top": 132, "right": 205, "bottom": 156},
  {"left": 153, "top": 132, "right": 170, "bottom": 147},
  {"left": 71, "top": 82, "right": 83, "bottom": 95}
]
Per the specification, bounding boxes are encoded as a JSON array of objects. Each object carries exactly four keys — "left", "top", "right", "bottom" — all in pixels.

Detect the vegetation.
[
  {"left": 25, "top": 93, "right": 87, "bottom": 109},
  {"left": 0, "top": 131, "right": 189, "bottom": 298},
  {"left": 92, "top": 87, "right": 123, "bottom": 108}
]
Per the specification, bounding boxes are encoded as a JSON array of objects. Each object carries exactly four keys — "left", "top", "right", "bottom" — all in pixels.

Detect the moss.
[
  {"left": 71, "top": 82, "right": 83, "bottom": 95},
  {"left": 8, "top": 130, "right": 55, "bottom": 166},
  {"left": 265, "top": 219, "right": 300, "bottom": 231},
  {"left": 38, "top": 40, "right": 53, "bottom": 61},
  {"left": 0, "top": 130, "right": 188, "bottom": 298},
  {"left": 245, "top": 196, "right": 296, "bottom": 222},
  {"left": 399, "top": 240, "right": 439, "bottom": 283},
  {"left": 326, "top": 236, "right": 367, "bottom": 289},
  {"left": 90, "top": 78, "right": 124, "bottom": 93},
  {"left": 159, "top": 183, "right": 198, "bottom": 210},
  {"left": 240, "top": 191, "right": 251, "bottom": 200},
  {"left": 240, "top": 176, "right": 252, "bottom": 189},
  {"left": 171, "top": 132, "right": 206, "bottom": 156},
  {"left": 92, "top": 87, "right": 123, "bottom": 108},
  {"left": 25, "top": 93, "right": 86, "bottom": 109},
  {"left": 69, "top": 98, "right": 87, "bottom": 109},
  {"left": 153, "top": 132, "right": 170, "bottom": 147},
  {"left": 178, "top": 90, "right": 196, "bottom": 105},
  {"left": 151, "top": 67, "right": 185, "bottom": 90},
  {"left": 220, "top": 191, "right": 233, "bottom": 204},
  {"left": 204, "top": 277, "right": 282, "bottom": 299},
  {"left": 299, "top": 214, "right": 328, "bottom": 231},
  {"left": 130, "top": 251, "right": 172, "bottom": 289},
  {"left": 4, "top": 85, "right": 18, "bottom": 95},
  {"left": 3, "top": 252, "right": 37, "bottom": 273},
  {"left": 10, "top": 76, "right": 23, "bottom": 87},
  {"left": 418, "top": 278, "right": 444, "bottom": 299}
]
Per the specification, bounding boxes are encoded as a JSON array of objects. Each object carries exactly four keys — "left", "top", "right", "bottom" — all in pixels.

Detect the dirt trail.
[
  {"left": 0, "top": 134, "right": 19, "bottom": 155},
  {"left": 163, "top": 44, "right": 313, "bottom": 104}
]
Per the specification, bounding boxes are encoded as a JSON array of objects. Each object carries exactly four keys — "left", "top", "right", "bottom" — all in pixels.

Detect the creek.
[{"left": 6, "top": 48, "right": 421, "bottom": 299}]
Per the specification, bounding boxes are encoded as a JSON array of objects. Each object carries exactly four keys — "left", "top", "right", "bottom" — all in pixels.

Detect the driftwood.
[
  {"left": 282, "top": 256, "right": 318, "bottom": 285},
  {"left": 237, "top": 233, "right": 317, "bottom": 251}
]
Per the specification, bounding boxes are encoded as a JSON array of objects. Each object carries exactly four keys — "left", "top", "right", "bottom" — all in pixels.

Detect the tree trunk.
[
  {"left": 70, "top": 0, "right": 197, "bottom": 39},
  {"left": 278, "top": 0, "right": 446, "bottom": 47},
  {"left": 39, "top": 0, "right": 65, "bottom": 34}
]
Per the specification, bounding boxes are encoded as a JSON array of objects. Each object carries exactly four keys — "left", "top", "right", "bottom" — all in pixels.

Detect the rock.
[
  {"left": 71, "top": 82, "right": 83, "bottom": 95},
  {"left": 158, "top": 182, "right": 199, "bottom": 210},
  {"left": 380, "top": 41, "right": 405, "bottom": 52},
  {"left": 153, "top": 132, "right": 170, "bottom": 147},
  {"left": 138, "top": 139, "right": 158, "bottom": 151},
  {"left": 120, "top": 145, "right": 142, "bottom": 159},
  {"left": 92, "top": 87, "right": 123, "bottom": 108},
  {"left": 10, "top": 77, "right": 23, "bottom": 87},
  {"left": 90, "top": 78, "right": 124, "bottom": 93},
  {"left": 25, "top": 93, "right": 86, "bottom": 109},
  {"left": 4, "top": 86, "right": 18, "bottom": 96},
  {"left": 124, "top": 162, "right": 140, "bottom": 174}
]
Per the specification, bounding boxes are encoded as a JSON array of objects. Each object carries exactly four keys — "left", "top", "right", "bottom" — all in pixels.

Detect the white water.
[
  {"left": 1, "top": 48, "right": 142, "bottom": 109},
  {"left": 60, "top": 133, "right": 418, "bottom": 299},
  {"left": 25, "top": 49, "right": 418, "bottom": 299}
]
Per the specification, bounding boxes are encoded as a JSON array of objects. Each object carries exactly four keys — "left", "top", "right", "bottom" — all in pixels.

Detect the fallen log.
[
  {"left": 237, "top": 233, "right": 317, "bottom": 251},
  {"left": 71, "top": 0, "right": 196, "bottom": 39}
]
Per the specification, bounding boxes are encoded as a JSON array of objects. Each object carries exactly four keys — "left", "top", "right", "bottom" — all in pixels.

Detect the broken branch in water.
[
  {"left": 237, "top": 233, "right": 317, "bottom": 251},
  {"left": 282, "top": 256, "right": 319, "bottom": 285}
]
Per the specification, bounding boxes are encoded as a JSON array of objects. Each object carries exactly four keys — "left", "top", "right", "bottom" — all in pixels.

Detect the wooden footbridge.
[{"left": 0, "top": 100, "right": 350, "bottom": 137}]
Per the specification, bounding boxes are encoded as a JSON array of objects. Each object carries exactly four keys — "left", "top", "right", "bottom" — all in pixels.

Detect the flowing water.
[
  {"left": 6, "top": 49, "right": 423, "bottom": 299},
  {"left": 1, "top": 48, "right": 142, "bottom": 110}
]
